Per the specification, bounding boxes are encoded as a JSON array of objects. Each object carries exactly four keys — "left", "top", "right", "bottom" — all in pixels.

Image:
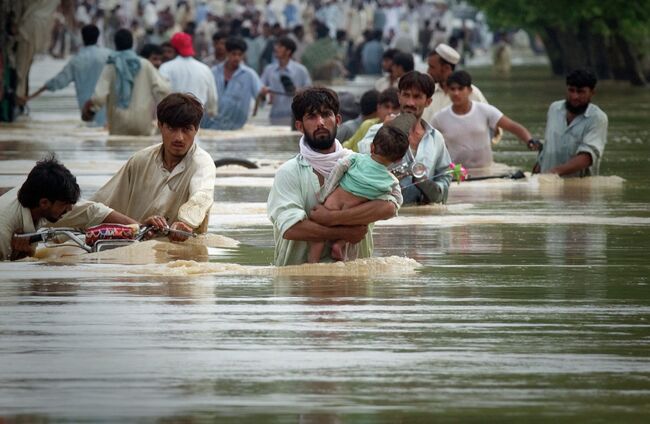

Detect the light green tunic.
[
  {"left": 339, "top": 154, "right": 398, "bottom": 200},
  {"left": 267, "top": 154, "right": 380, "bottom": 267}
]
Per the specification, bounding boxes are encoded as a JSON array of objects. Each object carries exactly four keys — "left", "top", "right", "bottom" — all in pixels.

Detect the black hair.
[
  {"left": 398, "top": 71, "right": 435, "bottom": 98},
  {"left": 566, "top": 69, "right": 597, "bottom": 89},
  {"left": 292, "top": 87, "right": 339, "bottom": 121},
  {"left": 392, "top": 51, "right": 414, "bottom": 73},
  {"left": 18, "top": 155, "right": 80, "bottom": 208},
  {"left": 315, "top": 21, "right": 330, "bottom": 39},
  {"left": 378, "top": 87, "right": 399, "bottom": 107},
  {"left": 382, "top": 48, "right": 398, "bottom": 60},
  {"left": 140, "top": 43, "right": 163, "bottom": 58},
  {"left": 276, "top": 36, "right": 297, "bottom": 55},
  {"left": 373, "top": 125, "right": 409, "bottom": 162},
  {"left": 114, "top": 28, "right": 133, "bottom": 51},
  {"left": 212, "top": 31, "right": 228, "bottom": 42},
  {"left": 81, "top": 24, "right": 100, "bottom": 46},
  {"left": 157, "top": 93, "right": 204, "bottom": 129},
  {"left": 446, "top": 70, "right": 472, "bottom": 88},
  {"left": 225, "top": 36, "right": 247, "bottom": 53},
  {"left": 360, "top": 89, "right": 379, "bottom": 116}
]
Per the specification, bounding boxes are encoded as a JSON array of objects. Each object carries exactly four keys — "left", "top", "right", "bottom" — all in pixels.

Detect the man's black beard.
[
  {"left": 565, "top": 100, "right": 589, "bottom": 115},
  {"left": 304, "top": 128, "right": 337, "bottom": 151}
]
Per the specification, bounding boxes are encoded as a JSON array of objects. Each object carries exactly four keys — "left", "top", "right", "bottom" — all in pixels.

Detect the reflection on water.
[{"left": 1, "top": 64, "right": 650, "bottom": 421}]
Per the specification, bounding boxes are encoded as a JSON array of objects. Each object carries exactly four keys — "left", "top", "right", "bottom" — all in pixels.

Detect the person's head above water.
[{"left": 292, "top": 87, "right": 341, "bottom": 151}]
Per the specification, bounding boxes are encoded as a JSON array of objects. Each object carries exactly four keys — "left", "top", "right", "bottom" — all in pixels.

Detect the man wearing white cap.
[{"left": 422, "top": 43, "right": 488, "bottom": 124}]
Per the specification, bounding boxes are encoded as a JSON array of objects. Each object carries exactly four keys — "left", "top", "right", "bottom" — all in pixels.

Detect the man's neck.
[
  {"left": 452, "top": 100, "right": 471, "bottom": 115},
  {"left": 162, "top": 150, "right": 184, "bottom": 171},
  {"left": 278, "top": 57, "right": 290, "bottom": 67},
  {"left": 408, "top": 119, "right": 427, "bottom": 151},
  {"left": 29, "top": 208, "right": 42, "bottom": 226}
]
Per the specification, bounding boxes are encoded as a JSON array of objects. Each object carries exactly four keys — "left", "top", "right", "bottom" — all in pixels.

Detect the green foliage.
[{"left": 468, "top": 0, "right": 650, "bottom": 41}]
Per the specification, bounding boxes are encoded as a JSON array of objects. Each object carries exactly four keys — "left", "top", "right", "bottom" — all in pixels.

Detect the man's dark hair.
[
  {"left": 140, "top": 43, "right": 163, "bottom": 58},
  {"left": 114, "top": 28, "right": 134, "bottom": 51},
  {"left": 360, "top": 89, "right": 379, "bottom": 116},
  {"left": 18, "top": 155, "right": 80, "bottom": 208},
  {"left": 276, "top": 36, "right": 297, "bottom": 54},
  {"left": 566, "top": 69, "right": 597, "bottom": 89},
  {"left": 315, "top": 21, "right": 330, "bottom": 39},
  {"left": 398, "top": 71, "right": 435, "bottom": 98},
  {"left": 157, "top": 93, "right": 204, "bottom": 129},
  {"left": 373, "top": 125, "right": 409, "bottom": 162},
  {"left": 212, "top": 30, "right": 228, "bottom": 42},
  {"left": 225, "top": 36, "right": 247, "bottom": 53},
  {"left": 378, "top": 87, "right": 399, "bottom": 107},
  {"left": 392, "top": 51, "right": 414, "bottom": 73},
  {"left": 428, "top": 49, "right": 456, "bottom": 71},
  {"left": 81, "top": 24, "right": 100, "bottom": 46},
  {"left": 382, "top": 48, "right": 398, "bottom": 61},
  {"left": 292, "top": 87, "right": 339, "bottom": 121},
  {"left": 447, "top": 70, "right": 472, "bottom": 88}
]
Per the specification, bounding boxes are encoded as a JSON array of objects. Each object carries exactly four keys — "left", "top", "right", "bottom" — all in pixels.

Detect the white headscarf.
[{"left": 299, "top": 136, "right": 349, "bottom": 179}]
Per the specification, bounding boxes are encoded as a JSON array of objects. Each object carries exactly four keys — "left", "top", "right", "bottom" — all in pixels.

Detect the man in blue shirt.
[
  {"left": 534, "top": 69, "right": 608, "bottom": 177},
  {"left": 260, "top": 36, "right": 312, "bottom": 126},
  {"left": 202, "top": 37, "right": 262, "bottom": 130},
  {"left": 22, "top": 24, "right": 112, "bottom": 127}
]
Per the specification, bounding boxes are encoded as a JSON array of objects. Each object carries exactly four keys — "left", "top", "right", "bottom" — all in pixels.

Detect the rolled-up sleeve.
[
  {"left": 178, "top": 152, "right": 217, "bottom": 228},
  {"left": 268, "top": 165, "right": 308, "bottom": 238},
  {"left": 577, "top": 112, "right": 608, "bottom": 165}
]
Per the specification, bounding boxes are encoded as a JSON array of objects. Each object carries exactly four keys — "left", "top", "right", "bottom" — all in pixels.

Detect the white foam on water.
[{"left": 127, "top": 255, "right": 421, "bottom": 277}]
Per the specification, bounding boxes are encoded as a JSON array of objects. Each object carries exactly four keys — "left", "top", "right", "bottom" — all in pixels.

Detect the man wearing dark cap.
[
  {"left": 534, "top": 69, "right": 608, "bottom": 176},
  {"left": 422, "top": 43, "right": 488, "bottom": 123},
  {"left": 159, "top": 32, "right": 218, "bottom": 118},
  {"left": 358, "top": 71, "right": 452, "bottom": 205}
]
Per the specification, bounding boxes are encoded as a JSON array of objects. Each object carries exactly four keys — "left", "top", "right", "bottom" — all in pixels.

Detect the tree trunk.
[{"left": 539, "top": 27, "right": 565, "bottom": 75}]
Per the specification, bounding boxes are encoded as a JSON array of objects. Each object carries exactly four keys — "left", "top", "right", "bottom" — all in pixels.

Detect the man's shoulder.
[
  {"left": 587, "top": 103, "right": 608, "bottom": 121},
  {"left": 132, "top": 143, "right": 162, "bottom": 161},
  {"left": 191, "top": 144, "right": 217, "bottom": 167},
  {"left": 277, "top": 155, "right": 303, "bottom": 174}
]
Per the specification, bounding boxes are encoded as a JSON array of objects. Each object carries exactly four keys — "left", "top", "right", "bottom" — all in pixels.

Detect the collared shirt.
[
  {"left": 91, "top": 58, "right": 171, "bottom": 135},
  {"left": 267, "top": 154, "right": 377, "bottom": 266},
  {"left": 422, "top": 83, "right": 487, "bottom": 124},
  {"left": 159, "top": 56, "right": 218, "bottom": 116},
  {"left": 261, "top": 60, "right": 312, "bottom": 125},
  {"left": 45, "top": 44, "right": 112, "bottom": 126},
  {"left": 90, "top": 142, "right": 217, "bottom": 229},
  {"left": 538, "top": 100, "right": 608, "bottom": 176},
  {"left": 358, "top": 118, "right": 451, "bottom": 204},
  {"left": 0, "top": 187, "right": 113, "bottom": 260},
  {"left": 205, "top": 62, "right": 262, "bottom": 130}
]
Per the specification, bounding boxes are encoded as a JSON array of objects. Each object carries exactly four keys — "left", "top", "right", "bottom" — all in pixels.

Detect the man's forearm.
[
  {"left": 547, "top": 153, "right": 592, "bottom": 176},
  {"left": 102, "top": 211, "right": 138, "bottom": 225},
  {"left": 283, "top": 219, "right": 358, "bottom": 242},
  {"left": 311, "top": 200, "right": 396, "bottom": 226}
]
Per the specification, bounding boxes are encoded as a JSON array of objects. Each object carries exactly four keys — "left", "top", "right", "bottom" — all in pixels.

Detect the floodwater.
[{"left": 1, "top": 59, "right": 649, "bottom": 422}]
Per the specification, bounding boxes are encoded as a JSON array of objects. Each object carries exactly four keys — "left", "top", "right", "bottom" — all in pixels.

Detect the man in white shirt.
[
  {"left": 422, "top": 43, "right": 488, "bottom": 123},
  {"left": 432, "top": 71, "right": 538, "bottom": 169},
  {"left": 160, "top": 32, "right": 218, "bottom": 118}
]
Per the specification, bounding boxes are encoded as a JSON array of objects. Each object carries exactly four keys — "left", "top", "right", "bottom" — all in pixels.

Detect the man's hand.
[
  {"left": 81, "top": 100, "right": 95, "bottom": 121},
  {"left": 309, "top": 204, "right": 339, "bottom": 226},
  {"left": 142, "top": 215, "right": 168, "bottom": 239},
  {"left": 10, "top": 233, "right": 36, "bottom": 261},
  {"left": 340, "top": 225, "right": 368, "bottom": 244},
  {"left": 16, "top": 96, "right": 28, "bottom": 107},
  {"left": 168, "top": 221, "right": 193, "bottom": 242}
]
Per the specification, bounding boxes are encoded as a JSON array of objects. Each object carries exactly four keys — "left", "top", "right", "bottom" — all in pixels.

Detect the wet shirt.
[
  {"left": 159, "top": 56, "right": 218, "bottom": 116},
  {"left": 422, "top": 83, "right": 487, "bottom": 124},
  {"left": 0, "top": 188, "right": 112, "bottom": 260},
  {"left": 261, "top": 60, "right": 311, "bottom": 125},
  {"left": 91, "top": 143, "right": 216, "bottom": 230},
  {"left": 432, "top": 101, "right": 503, "bottom": 169},
  {"left": 538, "top": 101, "right": 608, "bottom": 176},
  {"left": 44, "top": 44, "right": 112, "bottom": 126},
  {"left": 358, "top": 119, "right": 452, "bottom": 204},
  {"left": 267, "top": 154, "right": 377, "bottom": 267},
  {"left": 91, "top": 58, "right": 171, "bottom": 136},
  {"left": 206, "top": 63, "right": 262, "bottom": 130}
]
